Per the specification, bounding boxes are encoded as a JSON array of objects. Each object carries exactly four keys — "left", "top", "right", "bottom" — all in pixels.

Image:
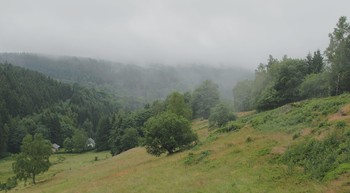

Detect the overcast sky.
[{"left": 0, "top": 0, "right": 349, "bottom": 69}]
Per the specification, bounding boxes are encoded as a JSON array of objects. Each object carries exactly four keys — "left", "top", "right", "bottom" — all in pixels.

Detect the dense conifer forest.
[{"left": 0, "top": 63, "right": 118, "bottom": 157}]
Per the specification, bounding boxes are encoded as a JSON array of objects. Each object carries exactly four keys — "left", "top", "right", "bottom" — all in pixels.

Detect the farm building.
[
  {"left": 52, "top": 143, "right": 60, "bottom": 152},
  {"left": 86, "top": 138, "right": 96, "bottom": 149}
]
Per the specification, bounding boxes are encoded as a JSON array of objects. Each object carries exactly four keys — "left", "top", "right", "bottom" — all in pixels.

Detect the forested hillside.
[
  {"left": 0, "top": 53, "right": 253, "bottom": 109},
  {"left": 0, "top": 63, "right": 118, "bottom": 158},
  {"left": 0, "top": 63, "right": 72, "bottom": 120},
  {"left": 233, "top": 16, "right": 350, "bottom": 112}
]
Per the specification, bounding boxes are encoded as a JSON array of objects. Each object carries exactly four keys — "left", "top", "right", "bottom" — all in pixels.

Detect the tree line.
[
  {"left": 1, "top": 72, "right": 231, "bottom": 189},
  {"left": 233, "top": 16, "right": 350, "bottom": 112},
  {"left": 94, "top": 79, "right": 234, "bottom": 156},
  {"left": 0, "top": 62, "right": 231, "bottom": 160}
]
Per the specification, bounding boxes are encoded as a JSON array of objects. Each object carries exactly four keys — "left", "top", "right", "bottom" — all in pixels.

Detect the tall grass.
[{"left": 241, "top": 94, "right": 350, "bottom": 132}]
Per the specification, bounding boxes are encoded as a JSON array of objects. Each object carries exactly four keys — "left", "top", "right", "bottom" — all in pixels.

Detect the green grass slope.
[{"left": 2, "top": 95, "right": 350, "bottom": 193}]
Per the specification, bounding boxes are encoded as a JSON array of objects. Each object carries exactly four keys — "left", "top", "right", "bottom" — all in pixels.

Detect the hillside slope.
[{"left": 3, "top": 95, "right": 350, "bottom": 193}]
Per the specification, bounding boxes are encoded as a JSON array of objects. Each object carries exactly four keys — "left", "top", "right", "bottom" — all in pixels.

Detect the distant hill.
[{"left": 0, "top": 53, "right": 253, "bottom": 109}]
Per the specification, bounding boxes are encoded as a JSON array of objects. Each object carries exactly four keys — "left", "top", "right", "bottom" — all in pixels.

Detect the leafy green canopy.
[
  {"left": 233, "top": 16, "right": 350, "bottom": 112},
  {"left": 12, "top": 134, "right": 52, "bottom": 184},
  {"left": 166, "top": 92, "right": 192, "bottom": 120},
  {"left": 233, "top": 53, "right": 325, "bottom": 112},
  {"left": 325, "top": 16, "right": 350, "bottom": 95},
  {"left": 192, "top": 80, "right": 220, "bottom": 119},
  {"left": 209, "top": 103, "right": 236, "bottom": 127},
  {"left": 144, "top": 112, "right": 198, "bottom": 156}
]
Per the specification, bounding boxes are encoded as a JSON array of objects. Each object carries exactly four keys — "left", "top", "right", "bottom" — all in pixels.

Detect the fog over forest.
[
  {"left": 0, "top": 53, "right": 253, "bottom": 109},
  {"left": 1, "top": 0, "right": 349, "bottom": 68},
  {"left": 1, "top": 1, "right": 350, "bottom": 192}
]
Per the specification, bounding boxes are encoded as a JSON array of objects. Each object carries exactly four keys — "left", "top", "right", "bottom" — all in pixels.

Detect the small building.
[
  {"left": 52, "top": 143, "right": 60, "bottom": 153},
  {"left": 86, "top": 138, "right": 96, "bottom": 149}
]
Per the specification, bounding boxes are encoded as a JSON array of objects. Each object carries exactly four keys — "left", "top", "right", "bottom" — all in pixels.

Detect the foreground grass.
[
  {"left": 1, "top": 95, "right": 350, "bottom": 192},
  {"left": 0, "top": 125, "right": 340, "bottom": 193}
]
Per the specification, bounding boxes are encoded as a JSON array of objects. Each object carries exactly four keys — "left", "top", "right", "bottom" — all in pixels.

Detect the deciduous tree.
[
  {"left": 12, "top": 134, "right": 51, "bottom": 184},
  {"left": 63, "top": 137, "right": 73, "bottom": 152},
  {"left": 209, "top": 103, "right": 236, "bottom": 127},
  {"left": 144, "top": 112, "right": 197, "bottom": 156},
  {"left": 71, "top": 129, "right": 88, "bottom": 153},
  {"left": 192, "top": 80, "right": 220, "bottom": 119},
  {"left": 325, "top": 16, "right": 350, "bottom": 95},
  {"left": 166, "top": 92, "right": 192, "bottom": 120}
]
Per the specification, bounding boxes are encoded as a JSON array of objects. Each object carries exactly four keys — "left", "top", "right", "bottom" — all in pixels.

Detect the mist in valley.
[
  {"left": 1, "top": 0, "right": 349, "bottom": 108},
  {"left": 0, "top": 53, "right": 253, "bottom": 110}
]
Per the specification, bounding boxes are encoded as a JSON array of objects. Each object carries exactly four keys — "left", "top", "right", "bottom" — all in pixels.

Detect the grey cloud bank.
[{"left": 0, "top": 0, "right": 349, "bottom": 69}]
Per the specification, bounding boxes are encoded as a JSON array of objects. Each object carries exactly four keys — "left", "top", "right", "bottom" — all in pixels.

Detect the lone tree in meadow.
[
  {"left": 144, "top": 112, "right": 198, "bottom": 156},
  {"left": 12, "top": 134, "right": 52, "bottom": 184}
]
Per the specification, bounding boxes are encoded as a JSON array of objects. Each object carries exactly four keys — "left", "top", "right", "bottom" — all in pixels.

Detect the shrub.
[
  {"left": 335, "top": 121, "right": 346, "bottom": 129},
  {"left": 245, "top": 137, "right": 253, "bottom": 143},
  {"left": 292, "top": 132, "right": 301, "bottom": 140},
  {"left": 0, "top": 177, "right": 17, "bottom": 192},
  {"left": 216, "top": 121, "right": 244, "bottom": 133},
  {"left": 209, "top": 103, "right": 236, "bottom": 128},
  {"left": 184, "top": 150, "right": 211, "bottom": 165},
  {"left": 281, "top": 131, "right": 350, "bottom": 180}
]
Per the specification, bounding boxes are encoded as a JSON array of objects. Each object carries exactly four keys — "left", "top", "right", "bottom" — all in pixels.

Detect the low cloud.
[{"left": 0, "top": 0, "right": 349, "bottom": 69}]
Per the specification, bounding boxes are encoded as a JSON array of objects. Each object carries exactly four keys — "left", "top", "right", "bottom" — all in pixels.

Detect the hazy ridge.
[{"left": 0, "top": 53, "right": 253, "bottom": 109}]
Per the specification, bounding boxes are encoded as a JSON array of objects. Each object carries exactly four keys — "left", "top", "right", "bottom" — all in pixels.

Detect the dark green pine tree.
[
  {"left": 48, "top": 115, "right": 63, "bottom": 146},
  {"left": 306, "top": 50, "right": 324, "bottom": 74},
  {"left": 96, "top": 116, "right": 112, "bottom": 151},
  {"left": 0, "top": 121, "right": 9, "bottom": 158}
]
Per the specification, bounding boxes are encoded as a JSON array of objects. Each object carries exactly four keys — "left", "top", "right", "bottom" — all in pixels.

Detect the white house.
[
  {"left": 52, "top": 143, "right": 60, "bottom": 152},
  {"left": 86, "top": 138, "right": 96, "bottom": 149}
]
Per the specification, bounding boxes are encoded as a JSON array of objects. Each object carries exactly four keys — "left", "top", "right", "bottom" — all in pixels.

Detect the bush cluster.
[{"left": 281, "top": 130, "right": 350, "bottom": 180}]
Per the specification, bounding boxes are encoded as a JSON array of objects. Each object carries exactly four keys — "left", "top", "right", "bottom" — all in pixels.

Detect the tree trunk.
[
  {"left": 165, "top": 147, "right": 173, "bottom": 155},
  {"left": 336, "top": 73, "right": 341, "bottom": 95},
  {"left": 32, "top": 174, "right": 36, "bottom": 184}
]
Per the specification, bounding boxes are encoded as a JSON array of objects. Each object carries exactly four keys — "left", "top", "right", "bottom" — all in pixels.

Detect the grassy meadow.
[{"left": 1, "top": 95, "right": 350, "bottom": 193}]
